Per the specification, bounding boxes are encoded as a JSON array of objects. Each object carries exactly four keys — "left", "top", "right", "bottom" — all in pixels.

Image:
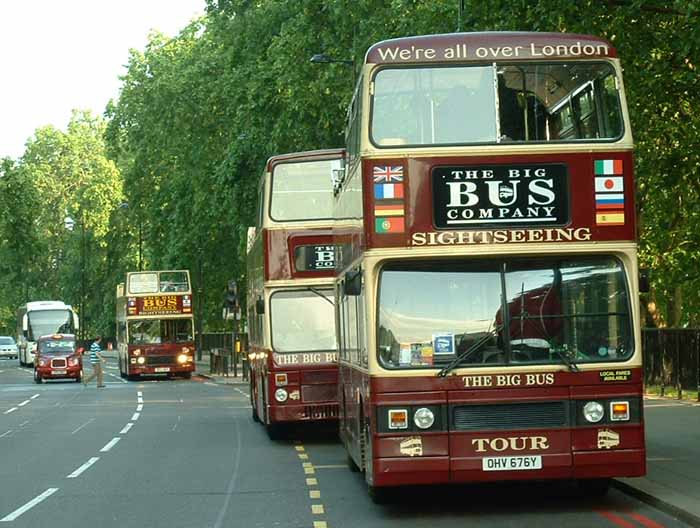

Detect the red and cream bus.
[
  {"left": 334, "top": 32, "right": 645, "bottom": 501},
  {"left": 247, "top": 149, "right": 344, "bottom": 439},
  {"left": 116, "top": 270, "right": 195, "bottom": 380}
]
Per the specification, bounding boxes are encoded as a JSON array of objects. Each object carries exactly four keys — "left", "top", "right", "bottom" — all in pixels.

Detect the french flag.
[{"left": 374, "top": 183, "right": 404, "bottom": 200}]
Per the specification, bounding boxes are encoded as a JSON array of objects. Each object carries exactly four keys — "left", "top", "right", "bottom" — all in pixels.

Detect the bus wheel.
[
  {"left": 75, "top": 370, "right": 83, "bottom": 383},
  {"left": 347, "top": 453, "right": 360, "bottom": 472},
  {"left": 34, "top": 371, "right": 42, "bottom": 384},
  {"left": 250, "top": 379, "right": 261, "bottom": 422},
  {"left": 182, "top": 372, "right": 192, "bottom": 380},
  {"left": 578, "top": 478, "right": 611, "bottom": 497}
]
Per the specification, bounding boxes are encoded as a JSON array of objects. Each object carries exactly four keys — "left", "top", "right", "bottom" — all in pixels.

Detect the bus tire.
[
  {"left": 76, "top": 370, "right": 83, "bottom": 383},
  {"left": 250, "top": 379, "right": 261, "bottom": 422},
  {"left": 347, "top": 453, "right": 360, "bottom": 472},
  {"left": 578, "top": 478, "right": 611, "bottom": 497},
  {"left": 182, "top": 372, "right": 192, "bottom": 380},
  {"left": 34, "top": 371, "right": 42, "bottom": 384}
]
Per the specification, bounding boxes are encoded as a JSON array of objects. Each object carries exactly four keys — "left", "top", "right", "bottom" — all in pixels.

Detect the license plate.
[
  {"left": 52, "top": 369, "right": 67, "bottom": 375},
  {"left": 154, "top": 367, "right": 170, "bottom": 373},
  {"left": 482, "top": 456, "right": 542, "bottom": 471}
]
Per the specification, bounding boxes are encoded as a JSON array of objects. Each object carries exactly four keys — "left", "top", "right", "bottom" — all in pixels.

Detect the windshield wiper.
[
  {"left": 308, "top": 288, "right": 334, "bottom": 306},
  {"left": 437, "top": 324, "right": 502, "bottom": 378},
  {"left": 550, "top": 346, "right": 579, "bottom": 372}
]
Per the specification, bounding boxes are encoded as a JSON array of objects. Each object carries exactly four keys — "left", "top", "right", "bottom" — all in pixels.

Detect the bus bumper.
[
  {"left": 128, "top": 365, "right": 195, "bottom": 376},
  {"left": 268, "top": 402, "right": 339, "bottom": 423},
  {"left": 373, "top": 449, "right": 645, "bottom": 486}
]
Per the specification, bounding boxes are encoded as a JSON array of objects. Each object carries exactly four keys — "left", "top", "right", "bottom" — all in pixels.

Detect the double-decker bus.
[
  {"left": 116, "top": 270, "right": 195, "bottom": 380},
  {"left": 16, "top": 301, "right": 79, "bottom": 367},
  {"left": 247, "top": 149, "right": 344, "bottom": 439},
  {"left": 334, "top": 32, "right": 645, "bottom": 501}
]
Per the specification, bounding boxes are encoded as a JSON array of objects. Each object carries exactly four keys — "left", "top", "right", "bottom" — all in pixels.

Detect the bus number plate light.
[
  {"left": 610, "top": 401, "right": 630, "bottom": 421},
  {"left": 388, "top": 409, "right": 408, "bottom": 430}
]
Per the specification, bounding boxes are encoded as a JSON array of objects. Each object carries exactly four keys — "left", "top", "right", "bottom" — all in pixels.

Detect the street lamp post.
[
  {"left": 119, "top": 202, "right": 143, "bottom": 271},
  {"left": 64, "top": 213, "right": 86, "bottom": 341}
]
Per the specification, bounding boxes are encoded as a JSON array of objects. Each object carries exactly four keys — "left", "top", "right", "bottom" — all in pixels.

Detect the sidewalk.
[
  {"left": 194, "top": 352, "right": 248, "bottom": 385},
  {"left": 613, "top": 395, "right": 700, "bottom": 527}
]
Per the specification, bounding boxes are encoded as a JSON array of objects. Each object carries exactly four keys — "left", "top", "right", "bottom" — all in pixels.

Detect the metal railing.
[{"left": 642, "top": 328, "right": 700, "bottom": 400}]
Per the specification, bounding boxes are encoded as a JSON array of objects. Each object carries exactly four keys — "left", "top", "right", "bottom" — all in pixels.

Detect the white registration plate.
[
  {"left": 154, "top": 367, "right": 171, "bottom": 373},
  {"left": 52, "top": 369, "right": 67, "bottom": 375},
  {"left": 482, "top": 456, "right": 542, "bottom": 471}
]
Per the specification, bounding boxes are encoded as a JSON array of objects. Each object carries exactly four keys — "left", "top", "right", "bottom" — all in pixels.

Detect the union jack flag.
[{"left": 373, "top": 165, "right": 404, "bottom": 183}]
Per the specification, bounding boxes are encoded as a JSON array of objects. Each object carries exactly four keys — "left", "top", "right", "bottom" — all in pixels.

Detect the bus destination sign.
[
  {"left": 432, "top": 164, "right": 569, "bottom": 229},
  {"left": 135, "top": 295, "right": 191, "bottom": 316}
]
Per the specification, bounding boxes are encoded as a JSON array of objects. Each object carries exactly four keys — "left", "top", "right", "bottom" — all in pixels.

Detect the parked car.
[
  {"left": 34, "top": 334, "right": 82, "bottom": 383},
  {"left": 0, "top": 336, "right": 18, "bottom": 359}
]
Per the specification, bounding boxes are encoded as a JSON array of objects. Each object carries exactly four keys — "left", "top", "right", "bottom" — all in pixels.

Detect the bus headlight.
[
  {"left": 136, "top": 356, "right": 146, "bottom": 365},
  {"left": 177, "top": 354, "right": 189, "bottom": 364},
  {"left": 583, "top": 401, "right": 604, "bottom": 423},
  {"left": 413, "top": 408, "right": 435, "bottom": 429},
  {"left": 274, "top": 388, "right": 288, "bottom": 402}
]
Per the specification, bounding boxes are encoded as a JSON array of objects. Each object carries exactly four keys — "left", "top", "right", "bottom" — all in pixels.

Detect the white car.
[{"left": 0, "top": 336, "right": 18, "bottom": 359}]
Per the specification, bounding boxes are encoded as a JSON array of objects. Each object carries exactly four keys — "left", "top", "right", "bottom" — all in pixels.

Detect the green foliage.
[
  {"left": 0, "top": 111, "right": 123, "bottom": 336},
  {"left": 3, "top": 0, "right": 699, "bottom": 332}
]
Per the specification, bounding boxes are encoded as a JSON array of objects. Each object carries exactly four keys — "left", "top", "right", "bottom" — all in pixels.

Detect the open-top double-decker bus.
[
  {"left": 247, "top": 149, "right": 344, "bottom": 439},
  {"left": 334, "top": 32, "right": 645, "bottom": 501},
  {"left": 116, "top": 270, "right": 195, "bottom": 380}
]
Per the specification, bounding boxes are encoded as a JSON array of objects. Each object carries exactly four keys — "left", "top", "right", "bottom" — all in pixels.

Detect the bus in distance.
[
  {"left": 247, "top": 149, "right": 344, "bottom": 439},
  {"left": 116, "top": 270, "right": 195, "bottom": 380},
  {"left": 16, "top": 301, "right": 79, "bottom": 367},
  {"left": 334, "top": 31, "right": 644, "bottom": 502}
]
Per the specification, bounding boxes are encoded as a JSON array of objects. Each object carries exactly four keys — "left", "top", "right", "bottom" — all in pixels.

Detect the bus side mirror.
[
  {"left": 344, "top": 270, "right": 362, "bottom": 296},
  {"left": 255, "top": 298, "right": 265, "bottom": 315},
  {"left": 639, "top": 268, "right": 650, "bottom": 294}
]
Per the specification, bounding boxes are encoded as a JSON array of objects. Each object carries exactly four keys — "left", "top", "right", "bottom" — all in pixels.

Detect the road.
[{"left": 0, "top": 356, "right": 693, "bottom": 528}]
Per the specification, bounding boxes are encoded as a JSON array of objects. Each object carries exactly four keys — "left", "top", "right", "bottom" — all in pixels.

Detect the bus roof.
[
  {"left": 24, "top": 301, "right": 72, "bottom": 311},
  {"left": 365, "top": 31, "right": 616, "bottom": 65},
  {"left": 265, "top": 148, "right": 345, "bottom": 173}
]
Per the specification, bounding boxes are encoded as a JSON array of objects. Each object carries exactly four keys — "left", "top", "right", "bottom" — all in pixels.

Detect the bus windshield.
[
  {"left": 377, "top": 257, "right": 632, "bottom": 369},
  {"left": 270, "top": 289, "right": 336, "bottom": 352},
  {"left": 270, "top": 160, "right": 335, "bottom": 221},
  {"left": 27, "top": 310, "right": 74, "bottom": 341},
  {"left": 128, "top": 319, "right": 194, "bottom": 345},
  {"left": 371, "top": 62, "right": 623, "bottom": 146}
]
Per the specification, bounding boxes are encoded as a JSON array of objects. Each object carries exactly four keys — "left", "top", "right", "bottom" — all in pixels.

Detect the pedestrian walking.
[{"left": 83, "top": 335, "right": 106, "bottom": 388}]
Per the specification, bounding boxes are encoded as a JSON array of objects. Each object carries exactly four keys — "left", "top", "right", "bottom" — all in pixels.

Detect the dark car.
[{"left": 34, "top": 334, "right": 82, "bottom": 383}]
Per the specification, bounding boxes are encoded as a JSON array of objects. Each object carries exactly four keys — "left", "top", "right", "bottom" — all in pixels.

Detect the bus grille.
[
  {"left": 302, "top": 384, "right": 337, "bottom": 403},
  {"left": 452, "top": 401, "right": 568, "bottom": 431},
  {"left": 301, "top": 370, "right": 337, "bottom": 384},
  {"left": 51, "top": 358, "right": 67, "bottom": 368},
  {"left": 146, "top": 356, "right": 176, "bottom": 366},
  {"left": 303, "top": 404, "right": 338, "bottom": 419}
]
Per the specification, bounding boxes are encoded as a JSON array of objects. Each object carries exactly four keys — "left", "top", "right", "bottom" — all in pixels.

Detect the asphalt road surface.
[{"left": 0, "top": 357, "right": 693, "bottom": 528}]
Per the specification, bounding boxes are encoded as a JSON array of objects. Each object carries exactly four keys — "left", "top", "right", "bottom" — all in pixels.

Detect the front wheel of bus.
[
  {"left": 75, "top": 370, "right": 83, "bottom": 383},
  {"left": 578, "top": 478, "right": 611, "bottom": 497},
  {"left": 33, "top": 371, "right": 42, "bottom": 384},
  {"left": 363, "top": 420, "right": 390, "bottom": 504}
]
